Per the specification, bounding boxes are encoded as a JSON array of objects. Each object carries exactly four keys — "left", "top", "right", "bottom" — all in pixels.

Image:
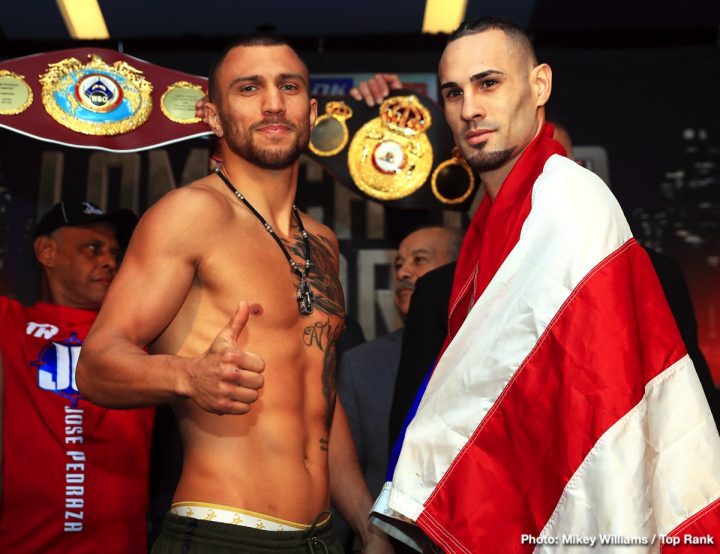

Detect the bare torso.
[{"left": 151, "top": 177, "right": 344, "bottom": 524}]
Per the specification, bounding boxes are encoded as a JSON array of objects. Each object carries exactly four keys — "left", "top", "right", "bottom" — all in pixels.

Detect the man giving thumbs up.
[{"left": 77, "top": 36, "right": 391, "bottom": 554}]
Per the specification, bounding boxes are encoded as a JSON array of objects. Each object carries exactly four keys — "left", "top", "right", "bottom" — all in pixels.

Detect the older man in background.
[
  {"left": 338, "top": 226, "right": 461, "bottom": 506},
  {"left": 0, "top": 201, "right": 154, "bottom": 553}
]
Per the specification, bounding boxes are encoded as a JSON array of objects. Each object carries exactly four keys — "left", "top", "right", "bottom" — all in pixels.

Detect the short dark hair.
[
  {"left": 208, "top": 35, "right": 301, "bottom": 103},
  {"left": 448, "top": 16, "right": 537, "bottom": 66}
]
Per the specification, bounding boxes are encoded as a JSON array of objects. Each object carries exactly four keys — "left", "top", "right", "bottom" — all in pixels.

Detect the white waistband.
[{"left": 171, "top": 502, "right": 310, "bottom": 532}]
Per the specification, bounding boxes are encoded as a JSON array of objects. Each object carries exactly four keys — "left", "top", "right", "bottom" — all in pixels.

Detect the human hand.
[
  {"left": 188, "top": 301, "right": 265, "bottom": 414},
  {"left": 349, "top": 73, "right": 403, "bottom": 107}
]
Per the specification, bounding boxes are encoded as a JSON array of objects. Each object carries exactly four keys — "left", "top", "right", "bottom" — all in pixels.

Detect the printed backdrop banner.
[{"left": 0, "top": 48, "right": 211, "bottom": 152}]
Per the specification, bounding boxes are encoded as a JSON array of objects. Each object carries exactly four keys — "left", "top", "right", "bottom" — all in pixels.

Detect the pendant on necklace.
[
  {"left": 213, "top": 168, "right": 315, "bottom": 316},
  {"left": 297, "top": 277, "right": 315, "bottom": 315}
]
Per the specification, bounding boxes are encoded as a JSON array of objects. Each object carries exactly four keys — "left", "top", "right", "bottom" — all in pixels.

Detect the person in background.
[
  {"left": 337, "top": 226, "right": 460, "bottom": 551},
  {"left": 0, "top": 201, "right": 155, "bottom": 553},
  {"left": 339, "top": 226, "right": 461, "bottom": 498}
]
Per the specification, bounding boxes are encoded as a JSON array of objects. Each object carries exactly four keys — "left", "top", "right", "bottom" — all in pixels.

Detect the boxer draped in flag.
[{"left": 369, "top": 17, "right": 720, "bottom": 553}]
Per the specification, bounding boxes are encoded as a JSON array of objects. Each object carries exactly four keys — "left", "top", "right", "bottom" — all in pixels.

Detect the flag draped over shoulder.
[{"left": 372, "top": 124, "right": 720, "bottom": 553}]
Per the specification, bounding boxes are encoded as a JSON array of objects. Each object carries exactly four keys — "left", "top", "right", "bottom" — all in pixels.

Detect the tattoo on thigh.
[{"left": 319, "top": 438, "right": 328, "bottom": 452}]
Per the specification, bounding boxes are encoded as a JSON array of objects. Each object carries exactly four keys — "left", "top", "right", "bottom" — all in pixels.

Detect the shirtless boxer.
[{"left": 76, "top": 36, "right": 391, "bottom": 553}]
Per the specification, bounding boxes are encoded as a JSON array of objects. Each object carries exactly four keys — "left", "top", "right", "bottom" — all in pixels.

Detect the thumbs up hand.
[{"left": 187, "top": 301, "right": 265, "bottom": 415}]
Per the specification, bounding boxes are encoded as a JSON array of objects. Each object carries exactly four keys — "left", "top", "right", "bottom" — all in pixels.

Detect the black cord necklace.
[{"left": 214, "top": 167, "right": 315, "bottom": 315}]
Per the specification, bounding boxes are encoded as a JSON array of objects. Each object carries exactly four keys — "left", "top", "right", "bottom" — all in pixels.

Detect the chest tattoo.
[{"left": 290, "top": 230, "right": 345, "bottom": 432}]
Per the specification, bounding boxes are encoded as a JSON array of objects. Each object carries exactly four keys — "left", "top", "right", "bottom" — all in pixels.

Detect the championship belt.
[
  {"left": 0, "top": 48, "right": 211, "bottom": 152},
  {"left": 39, "top": 54, "right": 154, "bottom": 136},
  {"left": 306, "top": 90, "right": 477, "bottom": 211},
  {"left": 348, "top": 95, "right": 433, "bottom": 201},
  {"left": 309, "top": 100, "right": 353, "bottom": 157},
  {"left": 431, "top": 147, "right": 476, "bottom": 206}
]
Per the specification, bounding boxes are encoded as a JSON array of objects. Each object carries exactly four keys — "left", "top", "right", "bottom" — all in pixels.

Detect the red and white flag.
[{"left": 372, "top": 125, "right": 720, "bottom": 552}]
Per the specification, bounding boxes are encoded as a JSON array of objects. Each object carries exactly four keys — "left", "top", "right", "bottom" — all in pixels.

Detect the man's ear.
[
  {"left": 309, "top": 97, "right": 318, "bottom": 128},
  {"left": 531, "top": 63, "right": 552, "bottom": 108},
  {"left": 205, "top": 102, "right": 225, "bottom": 138},
  {"left": 33, "top": 235, "right": 56, "bottom": 269}
]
